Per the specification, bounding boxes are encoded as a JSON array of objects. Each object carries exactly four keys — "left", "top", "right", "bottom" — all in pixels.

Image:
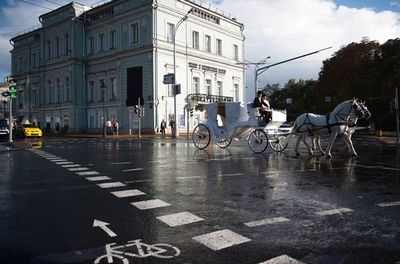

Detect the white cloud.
[
  {"left": 213, "top": 0, "right": 400, "bottom": 98},
  {"left": 1, "top": 0, "right": 400, "bottom": 100}
]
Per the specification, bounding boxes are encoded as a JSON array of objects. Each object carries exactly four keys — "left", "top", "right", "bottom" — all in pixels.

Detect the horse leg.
[
  {"left": 302, "top": 134, "right": 314, "bottom": 155},
  {"left": 342, "top": 133, "right": 358, "bottom": 156},
  {"left": 294, "top": 135, "right": 302, "bottom": 156},
  {"left": 325, "top": 132, "right": 338, "bottom": 158},
  {"left": 315, "top": 136, "right": 326, "bottom": 155}
]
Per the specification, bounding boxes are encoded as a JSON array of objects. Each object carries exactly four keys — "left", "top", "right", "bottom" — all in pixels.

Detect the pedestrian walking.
[
  {"left": 106, "top": 120, "right": 112, "bottom": 135},
  {"left": 169, "top": 119, "right": 176, "bottom": 136},
  {"left": 112, "top": 119, "right": 119, "bottom": 136},
  {"left": 160, "top": 119, "right": 166, "bottom": 135}
]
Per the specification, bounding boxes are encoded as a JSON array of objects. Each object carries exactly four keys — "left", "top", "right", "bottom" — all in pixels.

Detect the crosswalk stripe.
[
  {"left": 376, "top": 201, "right": 400, "bottom": 207},
  {"left": 97, "top": 182, "right": 126, "bottom": 188},
  {"left": 131, "top": 199, "right": 170, "bottom": 210},
  {"left": 192, "top": 229, "right": 251, "bottom": 251},
  {"left": 315, "top": 208, "right": 353, "bottom": 216},
  {"left": 156, "top": 212, "right": 204, "bottom": 227},
  {"left": 85, "top": 176, "right": 111, "bottom": 181},
  {"left": 244, "top": 217, "right": 290, "bottom": 227},
  {"left": 111, "top": 189, "right": 146, "bottom": 198},
  {"left": 259, "top": 255, "right": 305, "bottom": 264},
  {"left": 76, "top": 171, "right": 100, "bottom": 176}
]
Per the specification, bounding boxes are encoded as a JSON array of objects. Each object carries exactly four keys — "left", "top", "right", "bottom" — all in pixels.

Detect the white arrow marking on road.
[{"left": 93, "top": 219, "right": 117, "bottom": 237}]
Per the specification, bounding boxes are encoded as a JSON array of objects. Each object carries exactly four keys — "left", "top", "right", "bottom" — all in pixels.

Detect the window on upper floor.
[
  {"left": 55, "top": 37, "right": 60, "bottom": 58},
  {"left": 98, "top": 33, "right": 105, "bottom": 52},
  {"left": 193, "top": 77, "right": 200, "bottom": 94},
  {"left": 167, "top": 23, "right": 174, "bottom": 43},
  {"left": 205, "top": 35, "right": 211, "bottom": 52},
  {"left": 17, "top": 57, "right": 22, "bottom": 72},
  {"left": 56, "top": 78, "right": 61, "bottom": 104},
  {"left": 109, "top": 77, "right": 116, "bottom": 101},
  {"left": 65, "top": 77, "right": 70, "bottom": 102},
  {"left": 64, "top": 34, "right": 69, "bottom": 55},
  {"left": 192, "top": 31, "right": 199, "bottom": 49},
  {"left": 206, "top": 79, "right": 212, "bottom": 95},
  {"left": 47, "top": 40, "right": 51, "bottom": 60},
  {"left": 32, "top": 53, "right": 37, "bottom": 68},
  {"left": 216, "top": 39, "right": 222, "bottom": 55},
  {"left": 88, "top": 36, "right": 94, "bottom": 54},
  {"left": 109, "top": 30, "right": 116, "bottom": 49},
  {"left": 233, "top": 44, "right": 239, "bottom": 60},
  {"left": 217, "top": 81, "right": 223, "bottom": 96},
  {"left": 129, "top": 22, "right": 139, "bottom": 44},
  {"left": 99, "top": 79, "right": 106, "bottom": 101},
  {"left": 89, "top": 81, "right": 95, "bottom": 103}
]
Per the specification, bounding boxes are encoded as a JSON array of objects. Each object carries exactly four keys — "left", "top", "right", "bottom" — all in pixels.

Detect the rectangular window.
[
  {"left": 206, "top": 79, "right": 212, "bottom": 95},
  {"left": 130, "top": 22, "right": 139, "bottom": 44},
  {"left": 205, "top": 35, "right": 211, "bottom": 52},
  {"left": 89, "top": 81, "right": 95, "bottom": 103},
  {"left": 32, "top": 53, "right": 37, "bottom": 68},
  {"left": 65, "top": 77, "right": 70, "bottom": 102},
  {"left": 98, "top": 33, "right": 105, "bottom": 52},
  {"left": 109, "top": 77, "right": 116, "bottom": 100},
  {"left": 192, "top": 31, "right": 199, "bottom": 49},
  {"left": 32, "top": 89, "right": 37, "bottom": 108},
  {"left": 64, "top": 34, "right": 69, "bottom": 55},
  {"left": 47, "top": 40, "right": 51, "bottom": 60},
  {"left": 109, "top": 30, "right": 116, "bottom": 49},
  {"left": 216, "top": 39, "right": 222, "bottom": 55},
  {"left": 89, "top": 37, "right": 94, "bottom": 54},
  {"left": 193, "top": 77, "right": 199, "bottom": 94},
  {"left": 233, "top": 44, "right": 239, "bottom": 60},
  {"left": 167, "top": 23, "right": 174, "bottom": 43},
  {"left": 217, "top": 81, "right": 223, "bottom": 96},
  {"left": 56, "top": 79, "right": 61, "bottom": 103},
  {"left": 99, "top": 79, "right": 106, "bottom": 101},
  {"left": 18, "top": 57, "right": 22, "bottom": 71},
  {"left": 55, "top": 37, "right": 60, "bottom": 58}
]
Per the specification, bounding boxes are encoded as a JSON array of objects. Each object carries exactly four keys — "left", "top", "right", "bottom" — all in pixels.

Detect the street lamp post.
[
  {"left": 2, "top": 100, "right": 6, "bottom": 118},
  {"left": 101, "top": 86, "right": 106, "bottom": 138},
  {"left": 172, "top": 8, "right": 192, "bottom": 138}
]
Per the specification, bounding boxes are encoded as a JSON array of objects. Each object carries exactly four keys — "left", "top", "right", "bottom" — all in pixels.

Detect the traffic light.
[
  {"left": 8, "top": 78, "right": 17, "bottom": 98},
  {"left": 142, "top": 107, "right": 145, "bottom": 117}
]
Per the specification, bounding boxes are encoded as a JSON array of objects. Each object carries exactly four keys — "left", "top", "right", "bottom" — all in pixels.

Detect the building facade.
[{"left": 10, "top": 0, "right": 245, "bottom": 134}]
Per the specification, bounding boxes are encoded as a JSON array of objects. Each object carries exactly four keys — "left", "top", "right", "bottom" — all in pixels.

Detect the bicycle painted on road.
[{"left": 94, "top": 239, "right": 181, "bottom": 263}]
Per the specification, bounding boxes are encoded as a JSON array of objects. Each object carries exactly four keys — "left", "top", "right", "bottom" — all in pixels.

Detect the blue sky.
[{"left": 0, "top": 0, "right": 399, "bottom": 100}]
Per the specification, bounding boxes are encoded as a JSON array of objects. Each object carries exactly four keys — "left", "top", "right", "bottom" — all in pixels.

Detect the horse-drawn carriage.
[
  {"left": 191, "top": 99, "right": 370, "bottom": 158},
  {"left": 191, "top": 102, "right": 288, "bottom": 153}
]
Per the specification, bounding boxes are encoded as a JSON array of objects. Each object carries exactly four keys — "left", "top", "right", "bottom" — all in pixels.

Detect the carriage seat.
[{"left": 247, "top": 103, "right": 261, "bottom": 118}]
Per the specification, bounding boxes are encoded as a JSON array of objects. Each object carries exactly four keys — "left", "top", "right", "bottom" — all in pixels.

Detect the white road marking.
[
  {"left": 93, "top": 219, "right": 117, "bottom": 237},
  {"left": 344, "top": 164, "right": 400, "bottom": 171},
  {"left": 156, "top": 212, "right": 204, "bottom": 227},
  {"left": 315, "top": 208, "right": 353, "bottom": 216},
  {"left": 50, "top": 159, "right": 68, "bottom": 162},
  {"left": 244, "top": 217, "right": 290, "bottom": 227},
  {"left": 122, "top": 168, "right": 144, "bottom": 172},
  {"left": 218, "top": 173, "right": 243, "bottom": 177},
  {"left": 68, "top": 167, "right": 90, "bottom": 172},
  {"left": 376, "top": 201, "right": 400, "bottom": 207},
  {"left": 131, "top": 199, "right": 171, "bottom": 210},
  {"left": 76, "top": 171, "right": 100, "bottom": 176},
  {"left": 192, "top": 229, "right": 251, "bottom": 251},
  {"left": 110, "top": 162, "right": 132, "bottom": 165},
  {"left": 111, "top": 189, "right": 146, "bottom": 198},
  {"left": 175, "top": 176, "right": 203, "bottom": 180},
  {"left": 85, "top": 176, "right": 111, "bottom": 181},
  {"left": 259, "top": 254, "right": 305, "bottom": 264},
  {"left": 124, "top": 179, "right": 153, "bottom": 183},
  {"left": 55, "top": 162, "right": 74, "bottom": 165},
  {"left": 61, "top": 164, "right": 81, "bottom": 168},
  {"left": 97, "top": 182, "right": 126, "bottom": 188}
]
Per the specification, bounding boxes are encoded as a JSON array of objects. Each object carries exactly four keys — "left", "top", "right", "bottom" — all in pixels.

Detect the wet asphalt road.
[{"left": 0, "top": 136, "right": 399, "bottom": 264}]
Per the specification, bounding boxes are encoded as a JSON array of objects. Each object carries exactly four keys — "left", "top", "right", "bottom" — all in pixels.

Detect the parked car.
[
  {"left": 0, "top": 119, "right": 9, "bottom": 138},
  {"left": 15, "top": 123, "right": 43, "bottom": 138}
]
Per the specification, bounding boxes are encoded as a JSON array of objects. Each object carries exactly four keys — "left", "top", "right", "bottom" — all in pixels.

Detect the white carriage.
[{"left": 191, "top": 102, "right": 289, "bottom": 153}]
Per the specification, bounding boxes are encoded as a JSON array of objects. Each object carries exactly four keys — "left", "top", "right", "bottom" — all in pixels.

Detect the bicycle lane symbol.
[{"left": 94, "top": 239, "right": 181, "bottom": 264}]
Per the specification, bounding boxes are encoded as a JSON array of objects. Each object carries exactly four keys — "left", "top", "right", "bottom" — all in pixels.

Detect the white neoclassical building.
[{"left": 10, "top": 0, "right": 245, "bottom": 134}]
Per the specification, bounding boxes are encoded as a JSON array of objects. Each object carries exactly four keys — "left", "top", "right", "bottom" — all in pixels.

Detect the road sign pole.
[
  {"left": 9, "top": 99, "right": 13, "bottom": 143},
  {"left": 138, "top": 97, "right": 141, "bottom": 139}
]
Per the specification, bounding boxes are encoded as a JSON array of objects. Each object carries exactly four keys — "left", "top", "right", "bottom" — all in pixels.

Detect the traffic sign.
[
  {"left": 163, "top": 73, "right": 175, "bottom": 84},
  {"left": 2, "top": 91, "right": 11, "bottom": 97}
]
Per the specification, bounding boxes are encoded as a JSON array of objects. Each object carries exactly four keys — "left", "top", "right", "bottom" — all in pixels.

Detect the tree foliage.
[{"left": 268, "top": 38, "right": 400, "bottom": 130}]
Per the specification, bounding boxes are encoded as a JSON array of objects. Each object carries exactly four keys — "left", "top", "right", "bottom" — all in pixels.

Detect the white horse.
[
  {"left": 311, "top": 101, "right": 371, "bottom": 155},
  {"left": 290, "top": 99, "right": 365, "bottom": 158}
]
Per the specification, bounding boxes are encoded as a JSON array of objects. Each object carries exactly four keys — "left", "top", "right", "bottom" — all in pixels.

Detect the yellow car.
[{"left": 16, "top": 124, "right": 43, "bottom": 138}]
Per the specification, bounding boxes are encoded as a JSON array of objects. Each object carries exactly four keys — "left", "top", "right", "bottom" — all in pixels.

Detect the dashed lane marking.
[
  {"left": 61, "top": 164, "right": 81, "bottom": 168},
  {"left": 259, "top": 254, "right": 305, "bottom": 264},
  {"left": 76, "top": 171, "right": 100, "bottom": 176},
  {"left": 122, "top": 168, "right": 144, "bottom": 172},
  {"left": 315, "top": 208, "right": 353, "bottom": 216},
  {"left": 244, "top": 217, "right": 290, "bottom": 227},
  {"left": 85, "top": 176, "right": 111, "bottom": 181},
  {"left": 156, "top": 211, "right": 204, "bottom": 227},
  {"left": 110, "top": 189, "right": 146, "bottom": 198},
  {"left": 110, "top": 162, "right": 132, "bottom": 165},
  {"left": 67, "top": 167, "right": 90, "bottom": 172},
  {"left": 192, "top": 229, "right": 251, "bottom": 251},
  {"left": 131, "top": 199, "right": 171, "bottom": 210},
  {"left": 97, "top": 182, "right": 126, "bottom": 188},
  {"left": 376, "top": 201, "right": 400, "bottom": 207}
]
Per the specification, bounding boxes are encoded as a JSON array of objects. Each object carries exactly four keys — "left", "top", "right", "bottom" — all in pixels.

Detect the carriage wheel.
[
  {"left": 268, "top": 134, "right": 288, "bottom": 152},
  {"left": 216, "top": 138, "right": 232, "bottom": 149},
  {"left": 192, "top": 124, "right": 211, "bottom": 150},
  {"left": 248, "top": 129, "right": 268, "bottom": 153}
]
